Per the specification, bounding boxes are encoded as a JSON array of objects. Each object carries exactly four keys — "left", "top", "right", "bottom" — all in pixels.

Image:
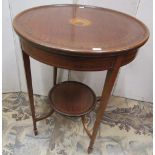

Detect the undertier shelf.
[{"left": 48, "top": 81, "right": 96, "bottom": 117}]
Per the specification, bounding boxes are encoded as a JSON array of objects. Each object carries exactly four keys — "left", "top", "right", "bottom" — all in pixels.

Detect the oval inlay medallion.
[{"left": 70, "top": 18, "right": 91, "bottom": 27}]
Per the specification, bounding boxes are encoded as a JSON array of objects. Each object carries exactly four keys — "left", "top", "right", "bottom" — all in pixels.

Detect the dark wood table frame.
[
  {"left": 22, "top": 45, "right": 137, "bottom": 153},
  {"left": 13, "top": 4, "right": 149, "bottom": 153}
]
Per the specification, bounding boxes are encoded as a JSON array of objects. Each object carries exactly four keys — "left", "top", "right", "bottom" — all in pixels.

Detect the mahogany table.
[{"left": 13, "top": 4, "right": 149, "bottom": 153}]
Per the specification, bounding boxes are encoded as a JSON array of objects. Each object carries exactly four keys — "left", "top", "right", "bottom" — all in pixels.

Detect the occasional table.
[{"left": 13, "top": 4, "right": 149, "bottom": 153}]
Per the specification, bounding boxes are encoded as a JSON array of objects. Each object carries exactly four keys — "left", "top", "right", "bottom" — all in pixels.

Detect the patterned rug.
[{"left": 2, "top": 92, "right": 153, "bottom": 155}]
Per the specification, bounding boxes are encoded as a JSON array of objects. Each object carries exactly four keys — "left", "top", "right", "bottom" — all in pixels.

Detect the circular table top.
[{"left": 13, "top": 4, "right": 149, "bottom": 56}]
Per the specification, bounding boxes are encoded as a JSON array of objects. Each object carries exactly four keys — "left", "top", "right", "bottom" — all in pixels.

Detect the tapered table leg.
[
  {"left": 88, "top": 57, "right": 123, "bottom": 153},
  {"left": 53, "top": 67, "right": 57, "bottom": 86},
  {"left": 22, "top": 51, "right": 38, "bottom": 135}
]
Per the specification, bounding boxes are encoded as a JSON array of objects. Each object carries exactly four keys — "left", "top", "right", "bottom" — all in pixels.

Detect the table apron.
[{"left": 21, "top": 39, "right": 138, "bottom": 71}]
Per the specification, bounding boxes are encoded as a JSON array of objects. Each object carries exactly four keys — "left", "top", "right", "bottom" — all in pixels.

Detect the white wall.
[
  {"left": 70, "top": 0, "right": 153, "bottom": 102},
  {"left": 114, "top": 0, "right": 153, "bottom": 102},
  {"left": 2, "top": 0, "right": 20, "bottom": 92},
  {"left": 2, "top": 0, "right": 153, "bottom": 102},
  {"left": 5, "top": 0, "right": 71, "bottom": 95},
  {"left": 70, "top": 0, "right": 141, "bottom": 98}
]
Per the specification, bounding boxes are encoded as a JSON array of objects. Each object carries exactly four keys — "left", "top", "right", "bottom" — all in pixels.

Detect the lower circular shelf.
[{"left": 48, "top": 81, "right": 96, "bottom": 117}]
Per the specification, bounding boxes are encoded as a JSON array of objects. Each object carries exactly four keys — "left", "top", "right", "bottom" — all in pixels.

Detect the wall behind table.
[
  {"left": 3, "top": 0, "right": 73, "bottom": 95},
  {"left": 113, "top": 0, "right": 153, "bottom": 102},
  {"left": 70, "top": 0, "right": 153, "bottom": 102},
  {"left": 2, "top": 0, "right": 153, "bottom": 102},
  {"left": 2, "top": 0, "right": 20, "bottom": 92}
]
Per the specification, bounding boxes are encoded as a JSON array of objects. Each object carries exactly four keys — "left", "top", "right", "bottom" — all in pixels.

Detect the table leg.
[
  {"left": 22, "top": 51, "right": 38, "bottom": 135},
  {"left": 88, "top": 57, "right": 122, "bottom": 153},
  {"left": 53, "top": 67, "right": 57, "bottom": 86}
]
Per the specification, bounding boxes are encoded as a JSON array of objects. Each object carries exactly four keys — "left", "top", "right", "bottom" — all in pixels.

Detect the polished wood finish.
[
  {"left": 88, "top": 56, "right": 123, "bottom": 153},
  {"left": 22, "top": 51, "right": 38, "bottom": 135},
  {"left": 22, "top": 51, "right": 55, "bottom": 134},
  {"left": 82, "top": 115, "right": 92, "bottom": 139},
  {"left": 13, "top": 5, "right": 149, "bottom": 56},
  {"left": 35, "top": 109, "right": 54, "bottom": 122},
  {"left": 13, "top": 4, "right": 149, "bottom": 153},
  {"left": 53, "top": 67, "right": 57, "bottom": 86},
  {"left": 21, "top": 39, "right": 138, "bottom": 71},
  {"left": 49, "top": 81, "right": 96, "bottom": 117}
]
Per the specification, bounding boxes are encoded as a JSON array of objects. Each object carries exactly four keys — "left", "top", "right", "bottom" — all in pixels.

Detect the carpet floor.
[{"left": 2, "top": 92, "right": 153, "bottom": 155}]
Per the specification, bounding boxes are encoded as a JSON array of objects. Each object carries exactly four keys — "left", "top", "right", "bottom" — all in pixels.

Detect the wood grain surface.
[
  {"left": 49, "top": 81, "right": 96, "bottom": 117},
  {"left": 13, "top": 4, "right": 149, "bottom": 57}
]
